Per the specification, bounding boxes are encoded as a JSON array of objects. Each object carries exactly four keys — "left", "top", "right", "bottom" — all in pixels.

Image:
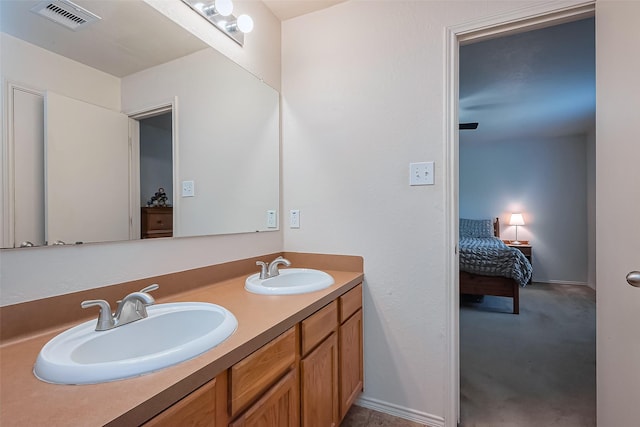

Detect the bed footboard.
[{"left": 460, "top": 271, "right": 519, "bottom": 314}]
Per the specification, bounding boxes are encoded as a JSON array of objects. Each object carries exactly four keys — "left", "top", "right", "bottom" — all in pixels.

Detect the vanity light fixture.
[{"left": 181, "top": 0, "right": 254, "bottom": 46}]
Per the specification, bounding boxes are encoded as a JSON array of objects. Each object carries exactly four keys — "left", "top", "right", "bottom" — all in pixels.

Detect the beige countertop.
[{"left": 0, "top": 255, "right": 363, "bottom": 426}]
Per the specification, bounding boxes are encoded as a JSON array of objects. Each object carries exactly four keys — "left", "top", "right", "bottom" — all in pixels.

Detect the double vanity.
[{"left": 0, "top": 252, "right": 364, "bottom": 426}]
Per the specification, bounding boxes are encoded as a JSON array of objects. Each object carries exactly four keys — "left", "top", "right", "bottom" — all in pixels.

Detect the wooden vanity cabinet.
[
  {"left": 300, "top": 301, "right": 339, "bottom": 427},
  {"left": 229, "top": 328, "right": 298, "bottom": 425},
  {"left": 299, "top": 284, "right": 364, "bottom": 426},
  {"left": 143, "top": 284, "right": 363, "bottom": 427},
  {"left": 143, "top": 372, "right": 227, "bottom": 427},
  {"left": 228, "top": 369, "right": 299, "bottom": 427},
  {"left": 338, "top": 284, "right": 364, "bottom": 420}
]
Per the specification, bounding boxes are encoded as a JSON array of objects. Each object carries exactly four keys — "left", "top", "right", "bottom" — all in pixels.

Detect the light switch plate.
[
  {"left": 289, "top": 209, "right": 300, "bottom": 228},
  {"left": 266, "top": 210, "right": 277, "bottom": 228},
  {"left": 409, "top": 162, "right": 434, "bottom": 186},
  {"left": 182, "top": 180, "right": 195, "bottom": 197}
]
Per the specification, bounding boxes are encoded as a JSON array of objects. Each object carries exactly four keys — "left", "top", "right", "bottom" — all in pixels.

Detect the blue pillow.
[{"left": 460, "top": 218, "right": 494, "bottom": 238}]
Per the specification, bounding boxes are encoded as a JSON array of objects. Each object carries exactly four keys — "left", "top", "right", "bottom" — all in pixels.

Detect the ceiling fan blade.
[{"left": 459, "top": 122, "right": 479, "bottom": 130}]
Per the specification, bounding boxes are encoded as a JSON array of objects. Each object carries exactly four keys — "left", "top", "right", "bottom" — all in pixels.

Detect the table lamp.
[{"left": 509, "top": 213, "right": 525, "bottom": 245}]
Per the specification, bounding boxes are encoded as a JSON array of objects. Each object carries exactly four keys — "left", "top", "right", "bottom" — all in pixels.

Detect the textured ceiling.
[
  {"left": 262, "top": 0, "right": 348, "bottom": 21},
  {"left": 0, "top": 0, "right": 207, "bottom": 77},
  {"left": 459, "top": 18, "right": 595, "bottom": 145}
]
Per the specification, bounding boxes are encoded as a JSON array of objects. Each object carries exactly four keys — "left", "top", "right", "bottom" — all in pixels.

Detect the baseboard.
[
  {"left": 537, "top": 280, "right": 589, "bottom": 286},
  {"left": 355, "top": 396, "right": 445, "bottom": 427}
]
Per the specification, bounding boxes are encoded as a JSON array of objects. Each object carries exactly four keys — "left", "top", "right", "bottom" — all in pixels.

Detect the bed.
[{"left": 459, "top": 217, "right": 532, "bottom": 314}]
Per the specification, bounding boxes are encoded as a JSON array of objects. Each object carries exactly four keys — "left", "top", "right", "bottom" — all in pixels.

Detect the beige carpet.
[{"left": 460, "top": 283, "right": 596, "bottom": 427}]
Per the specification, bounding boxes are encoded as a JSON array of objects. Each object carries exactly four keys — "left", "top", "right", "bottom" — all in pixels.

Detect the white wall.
[
  {"left": 459, "top": 134, "right": 590, "bottom": 284},
  {"left": 0, "top": 33, "right": 121, "bottom": 110},
  {"left": 281, "top": 0, "right": 546, "bottom": 422},
  {"left": 0, "top": 1, "right": 282, "bottom": 306}
]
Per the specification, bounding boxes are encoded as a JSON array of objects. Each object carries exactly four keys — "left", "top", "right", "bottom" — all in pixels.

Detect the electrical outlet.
[
  {"left": 182, "top": 180, "right": 195, "bottom": 197},
  {"left": 289, "top": 209, "right": 300, "bottom": 228},
  {"left": 409, "top": 162, "right": 434, "bottom": 186},
  {"left": 266, "top": 210, "right": 277, "bottom": 228}
]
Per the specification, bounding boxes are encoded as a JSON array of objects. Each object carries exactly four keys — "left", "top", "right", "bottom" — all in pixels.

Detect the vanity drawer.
[
  {"left": 301, "top": 300, "right": 338, "bottom": 356},
  {"left": 339, "top": 284, "right": 362, "bottom": 322},
  {"left": 144, "top": 377, "right": 218, "bottom": 426},
  {"left": 230, "top": 327, "right": 296, "bottom": 416}
]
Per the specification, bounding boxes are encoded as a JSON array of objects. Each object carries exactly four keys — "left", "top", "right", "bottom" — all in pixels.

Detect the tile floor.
[{"left": 341, "top": 405, "right": 427, "bottom": 427}]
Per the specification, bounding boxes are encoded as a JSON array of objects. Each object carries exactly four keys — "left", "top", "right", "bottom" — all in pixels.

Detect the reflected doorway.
[{"left": 129, "top": 107, "right": 175, "bottom": 240}]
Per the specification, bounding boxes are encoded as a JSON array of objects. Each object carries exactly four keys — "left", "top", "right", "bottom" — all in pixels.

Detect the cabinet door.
[
  {"left": 339, "top": 309, "right": 363, "bottom": 420},
  {"left": 143, "top": 378, "right": 218, "bottom": 427},
  {"left": 230, "top": 328, "right": 296, "bottom": 417},
  {"left": 229, "top": 369, "right": 299, "bottom": 427},
  {"left": 301, "top": 332, "right": 339, "bottom": 427}
]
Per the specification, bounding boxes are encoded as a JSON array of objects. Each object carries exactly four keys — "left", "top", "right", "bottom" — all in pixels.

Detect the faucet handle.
[
  {"left": 131, "top": 286, "right": 157, "bottom": 313},
  {"left": 115, "top": 284, "right": 159, "bottom": 305},
  {"left": 81, "top": 299, "right": 115, "bottom": 331},
  {"left": 256, "top": 261, "right": 269, "bottom": 279},
  {"left": 139, "top": 284, "right": 159, "bottom": 294}
]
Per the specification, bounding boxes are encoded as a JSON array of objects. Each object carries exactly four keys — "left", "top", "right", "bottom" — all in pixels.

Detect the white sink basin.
[
  {"left": 34, "top": 302, "right": 237, "bottom": 385},
  {"left": 245, "top": 268, "right": 334, "bottom": 295}
]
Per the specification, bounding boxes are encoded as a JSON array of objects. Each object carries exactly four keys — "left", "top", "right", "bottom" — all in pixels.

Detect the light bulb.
[
  {"left": 214, "top": 0, "right": 233, "bottom": 17},
  {"left": 236, "top": 14, "right": 253, "bottom": 33}
]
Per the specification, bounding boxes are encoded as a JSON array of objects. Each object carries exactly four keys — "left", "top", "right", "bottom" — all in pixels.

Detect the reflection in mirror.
[{"left": 0, "top": 0, "right": 280, "bottom": 249}]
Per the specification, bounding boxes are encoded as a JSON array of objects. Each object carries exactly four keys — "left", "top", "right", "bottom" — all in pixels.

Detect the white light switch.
[
  {"left": 266, "top": 210, "right": 277, "bottom": 228},
  {"left": 409, "top": 162, "right": 434, "bottom": 186},
  {"left": 290, "top": 209, "right": 300, "bottom": 228},
  {"left": 182, "top": 180, "right": 195, "bottom": 197}
]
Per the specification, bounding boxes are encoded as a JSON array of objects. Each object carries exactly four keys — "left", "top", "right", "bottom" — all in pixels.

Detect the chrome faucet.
[
  {"left": 268, "top": 256, "right": 291, "bottom": 277},
  {"left": 81, "top": 284, "right": 158, "bottom": 331},
  {"left": 255, "top": 256, "right": 291, "bottom": 279}
]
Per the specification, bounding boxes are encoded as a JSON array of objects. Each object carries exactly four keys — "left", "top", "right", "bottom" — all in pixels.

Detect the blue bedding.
[{"left": 459, "top": 236, "right": 532, "bottom": 287}]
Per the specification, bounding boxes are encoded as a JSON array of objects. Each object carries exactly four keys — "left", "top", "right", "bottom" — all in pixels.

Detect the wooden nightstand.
[
  {"left": 504, "top": 241, "right": 532, "bottom": 283},
  {"left": 141, "top": 207, "right": 173, "bottom": 239},
  {"left": 505, "top": 243, "right": 531, "bottom": 262}
]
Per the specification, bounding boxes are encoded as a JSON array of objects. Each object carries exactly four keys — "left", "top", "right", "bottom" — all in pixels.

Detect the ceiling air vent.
[{"left": 30, "top": 0, "right": 101, "bottom": 31}]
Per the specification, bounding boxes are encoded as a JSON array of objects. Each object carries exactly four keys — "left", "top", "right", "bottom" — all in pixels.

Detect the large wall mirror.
[{"left": 0, "top": 0, "right": 280, "bottom": 249}]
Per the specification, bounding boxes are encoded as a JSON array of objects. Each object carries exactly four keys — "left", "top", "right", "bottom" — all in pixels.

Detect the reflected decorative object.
[
  {"left": 147, "top": 188, "right": 170, "bottom": 207},
  {"left": 509, "top": 213, "right": 525, "bottom": 245},
  {"left": 181, "top": 0, "right": 254, "bottom": 46}
]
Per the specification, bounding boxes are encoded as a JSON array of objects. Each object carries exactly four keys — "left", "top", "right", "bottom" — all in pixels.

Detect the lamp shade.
[{"left": 509, "top": 213, "right": 525, "bottom": 226}]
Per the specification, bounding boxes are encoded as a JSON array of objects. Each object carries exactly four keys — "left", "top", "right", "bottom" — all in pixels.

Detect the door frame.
[
  {"left": 443, "top": 1, "right": 595, "bottom": 424},
  {"left": 127, "top": 98, "right": 178, "bottom": 240},
  {"left": 2, "top": 83, "right": 45, "bottom": 248}
]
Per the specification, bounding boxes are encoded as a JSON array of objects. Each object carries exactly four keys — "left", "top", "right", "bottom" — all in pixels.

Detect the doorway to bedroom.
[{"left": 456, "top": 16, "right": 596, "bottom": 427}]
